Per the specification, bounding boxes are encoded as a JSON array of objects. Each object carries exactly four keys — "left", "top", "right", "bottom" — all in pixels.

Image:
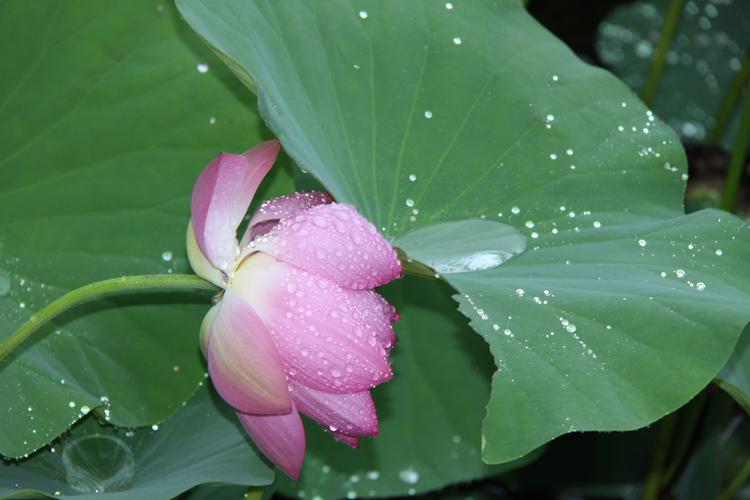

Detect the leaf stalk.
[{"left": 0, "top": 274, "right": 217, "bottom": 365}]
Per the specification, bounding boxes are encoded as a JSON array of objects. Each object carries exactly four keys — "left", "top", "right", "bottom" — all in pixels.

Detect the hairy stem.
[
  {"left": 0, "top": 274, "right": 217, "bottom": 364},
  {"left": 641, "top": 0, "right": 685, "bottom": 107}
]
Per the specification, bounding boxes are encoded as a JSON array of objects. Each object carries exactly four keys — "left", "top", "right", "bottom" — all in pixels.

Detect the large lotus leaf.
[
  {"left": 0, "top": 385, "right": 273, "bottom": 499},
  {"left": 597, "top": 0, "right": 750, "bottom": 148},
  {"left": 275, "top": 277, "right": 538, "bottom": 499},
  {"left": 177, "top": 0, "right": 750, "bottom": 464},
  {"left": 0, "top": 0, "right": 292, "bottom": 458}
]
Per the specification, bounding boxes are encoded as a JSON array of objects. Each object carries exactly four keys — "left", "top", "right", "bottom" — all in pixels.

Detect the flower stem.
[
  {"left": 642, "top": 413, "right": 678, "bottom": 500},
  {"left": 708, "top": 49, "right": 750, "bottom": 145},
  {"left": 718, "top": 456, "right": 750, "bottom": 500},
  {"left": 641, "top": 0, "right": 685, "bottom": 107},
  {"left": 0, "top": 274, "right": 217, "bottom": 364},
  {"left": 720, "top": 77, "right": 750, "bottom": 212}
]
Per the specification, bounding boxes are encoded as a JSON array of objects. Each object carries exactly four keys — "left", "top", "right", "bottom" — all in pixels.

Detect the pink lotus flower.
[{"left": 186, "top": 139, "right": 402, "bottom": 479}]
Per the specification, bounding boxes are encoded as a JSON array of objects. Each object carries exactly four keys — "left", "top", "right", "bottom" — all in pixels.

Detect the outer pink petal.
[
  {"left": 333, "top": 433, "right": 359, "bottom": 448},
  {"left": 187, "top": 221, "right": 225, "bottom": 287},
  {"left": 191, "top": 140, "right": 280, "bottom": 273},
  {"left": 291, "top": 382, "right": 378, "bottom": 436},
  {"left": 199, "top": 303, "right": 220, "bottom": 358},
  {"left": 237, "top": 405, "right": 306, "bottom": 480},
  {"left": 345, "top": 290, "right": 399, "bottom": 351},
  {"left": 254, "top": 203, "right": 402, "bottom": 290},
  {"left": 241, "top": 191, "right": 333, "bottom": 246},
  {"left": 207, "top": 289, "right": 292, "bottom": 415},
  {"left": 232, "top": 254, "right": 393, "bottom": 393}
]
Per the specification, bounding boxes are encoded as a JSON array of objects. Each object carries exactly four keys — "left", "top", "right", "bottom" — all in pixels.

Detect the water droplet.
[
  {"left": 151, "top": 424, "right": 159, "bottom": 431},
  {"left": 715, "top": 249, "right": 723, "bottom": 256},
  {"left": 68, "top": 401, "right": 76, "bottom": 408},
  {"left": 62, "top": 435, "right": 135, "bottom": 493},
  {"left": 638, "top": 239, "right": 647, "bottom": 247},
  {"left": 161, "top": 251, "right": 172, "bottom": 262},
  {"left": 312, "top": 215, "right": 328, "bottom": 228},
  {"left": 366, "top": 470, "right": 380, "bottom": 480},
  {"left": 524, "top": 221, "right": 534, "bottom": 229},
  {"left": 675, "top": 269, "right": 686, "bottom": 278},
  {"left": 196, "top": 63, "right": 209, "bottom": 74},
  {"left": 79, "top": 405, "right": 91, "bottom": 414},
  {"left": 696, "top": 282, "right": 706, "bottom": 291},
  {"left": 511, "top": 206, "right": 520, "bottom": 215},
  {"left": 399, "top": 467, "right": 419, "bottom": 484},
  {"left": 445, "top": 2, "right": 453, "bottom": 9},
  {"left": 408, "top": 174, "right": 417, "bottom": 181},
  {"left": 405, "top": 199, "right": 414, "bottom": 207},
  {"left": 452, "top": 36, "right": 462, "bottom": 45},
  {"left": 593, "top": 221, "right": 602, "bottom": 228},
  {"left": 515, "top": 288, "right": 525, "bottom": 297},
  {"left": 423, "top": 110, "right": 433, "bottom": 119},
  {"left": 358, "top": 10, "right": 368, "bottom": 19}
]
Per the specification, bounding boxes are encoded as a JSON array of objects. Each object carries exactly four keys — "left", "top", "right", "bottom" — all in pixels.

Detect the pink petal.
[
  {"left": 187, "top": 221, "right": 225, "bottom": 288},
  {"left": 254, "top": 203, "right": 402, "bottom": 290},
  {"left": 199, "top": 303, "right": 220, "bottom": 358},
  {"left": 207, "top": 288, "right": 291, "bottom": 415},
  {"left": 241, "top": 191, "right": 333, "bottom": 246},
  {"left": 333, "top": 433, "right": 359, "bottom": 448},
  {"left": 345, "top": 290, "right": 399, "bottom": 351},
  {"left": 191, "top": 140, "right": 281, "bottom": 273},
  {"left": 231, "top": 254, "right": 393, "bottom": 394},
  {"left": 291, "top": 382, "right": 378, "bottom": 436},
  {"left": 238, "top": 405, "right": 306, "bottom": 480}
]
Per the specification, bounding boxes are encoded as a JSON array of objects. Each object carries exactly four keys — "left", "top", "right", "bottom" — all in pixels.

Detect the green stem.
[
  {"left": 720, "top": 78, "right": 750, "bottom": 212},
  {"left": 0, "top": 274, "right": 217, "bottom": 364},
  {"left": 660, "top": 393, "right": 707, "bottom": 488},
  {"left": 641, "top": 0, "right": 685, "bottom": 107},
  {"left": 643, "top": 414, "right": 679, "bottom": 500},
  {"left": 708, "top": 50, "right": 750, "bottom": 145},
  {"left": 718, "top": 456, "right": 750, "bottom": 500},
  {"left": 396, "top": 248, "right": 440, "bottom": 280}
]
